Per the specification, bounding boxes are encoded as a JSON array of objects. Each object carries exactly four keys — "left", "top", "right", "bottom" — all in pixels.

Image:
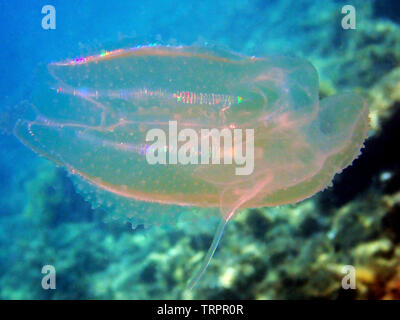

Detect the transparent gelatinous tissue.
[
  {"left": 14, "top": 46, "right": 369, "bottom": 222},
  {"left": 13, "top": 46, "right": 369, "bottom": 286}
]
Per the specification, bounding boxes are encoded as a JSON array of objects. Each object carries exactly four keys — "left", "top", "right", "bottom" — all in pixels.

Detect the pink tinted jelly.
[{"left": 13, "top": 46, "right": 369, "bottom": 287}]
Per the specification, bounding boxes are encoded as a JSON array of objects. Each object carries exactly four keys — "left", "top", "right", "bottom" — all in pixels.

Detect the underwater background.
[{"left": 1, "top": 0, "right": 400, "bottom": 299}]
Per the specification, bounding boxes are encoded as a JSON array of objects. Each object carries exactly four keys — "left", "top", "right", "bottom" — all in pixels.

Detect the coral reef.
[{"left": 1, "top": 0, "right": 400, "bottom": 299}]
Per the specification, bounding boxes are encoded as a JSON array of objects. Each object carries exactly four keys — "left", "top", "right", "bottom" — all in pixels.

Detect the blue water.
[{"left": 0, "top": 0, "right": 398, "bottom": 299}]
